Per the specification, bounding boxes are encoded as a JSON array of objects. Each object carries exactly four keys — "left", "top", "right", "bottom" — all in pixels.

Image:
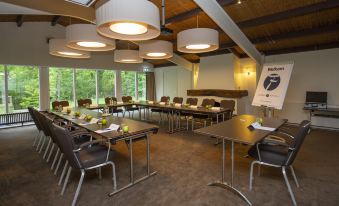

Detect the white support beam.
[
  {"left": 193, "top": 0, "right": 263, "bottom": 65},
  {"left": 168, "top": 54, "right": 193, "bottom": 71},
  {"left": 39, "top": 66, "right": 50, "bottom": 110}
]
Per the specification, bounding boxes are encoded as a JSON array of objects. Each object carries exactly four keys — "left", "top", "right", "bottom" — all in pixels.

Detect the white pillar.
[
  {"left": 4, "top": 65, "right": 9, "bottom": 113},
  {"left": 116, "top": 70, "right": 122, "bottom": 100},
  {"left": 39, "top": 66, "right": 50, "bottom": 110}
]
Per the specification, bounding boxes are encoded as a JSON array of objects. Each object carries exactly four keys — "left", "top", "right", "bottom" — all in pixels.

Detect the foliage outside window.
[
  {"left": 0, "top": 66, "right": 5, "bottom": 114},
  {"left": 7, "top": 65, "right": 39, "bottom": 113},
  {"left": 121, "top": 71, "right": 136, "bottom": 100},
  {"left": 98, "top": 70, "right": 116, "bottom": 104},
  {"left": 49, "top": 68, "right": 74, "bottom": 107},
  {"left": 75, "top": 69, "right": 96, "bottom": 104},
  {"left": 138, "top": 73, "right": 146, "bottom": 100}
]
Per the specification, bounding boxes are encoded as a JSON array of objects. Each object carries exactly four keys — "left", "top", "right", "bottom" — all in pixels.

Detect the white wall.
[
  {"left": 154, "top": 66, "right": 192, "bottom": 101},
  {"left": 0, "top": 22, "right": 152, "bottom": 71},
  {"left": 265, "top": 48, "right": 339, "bottom": 126}
]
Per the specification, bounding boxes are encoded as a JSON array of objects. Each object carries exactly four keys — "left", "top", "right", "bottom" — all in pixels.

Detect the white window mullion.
[
  {"left": 96, "top": 70, "right": 99, "bottom": 104},
  {"left": 135, "top": 72, "right": 138, "bottom": 100},
  {"left": 73, "top": 69, "right": 77, "bottom": 107}
]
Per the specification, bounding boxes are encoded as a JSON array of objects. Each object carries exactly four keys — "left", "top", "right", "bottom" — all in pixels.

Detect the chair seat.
[
  {"left": 248, "top": 144, "right": 289, "bottom": 166},
  {"left": 79, "top": 145, "right": 113, "bottom": 169}
]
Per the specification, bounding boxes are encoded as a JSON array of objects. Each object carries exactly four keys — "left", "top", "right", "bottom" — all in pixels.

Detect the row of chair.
[{"left": 28, "top": 107, "right": 116, "bottom": 206}]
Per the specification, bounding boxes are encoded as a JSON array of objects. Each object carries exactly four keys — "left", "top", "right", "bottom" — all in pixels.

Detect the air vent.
[{"left": 65, "top": 0, "right": 96, "bottom": 7}]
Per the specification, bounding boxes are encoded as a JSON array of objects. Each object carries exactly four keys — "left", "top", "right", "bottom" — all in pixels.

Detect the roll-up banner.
[{"left": 252, "top": 62, "right": 294, "bottom": 110}]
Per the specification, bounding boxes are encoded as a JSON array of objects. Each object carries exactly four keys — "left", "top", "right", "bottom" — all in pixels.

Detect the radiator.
[{"left": 0, "top": 112, "right": 33, "bottom": 126}]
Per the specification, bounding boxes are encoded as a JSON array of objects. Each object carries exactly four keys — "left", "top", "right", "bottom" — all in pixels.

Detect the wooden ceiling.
[{"left": 1, "top": 0, "right": 339, "bottom": 67}]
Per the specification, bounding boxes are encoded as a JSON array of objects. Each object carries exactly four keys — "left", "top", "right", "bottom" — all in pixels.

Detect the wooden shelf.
[{"left": 187, "top": 89, "right": 248, "bottom": 98}]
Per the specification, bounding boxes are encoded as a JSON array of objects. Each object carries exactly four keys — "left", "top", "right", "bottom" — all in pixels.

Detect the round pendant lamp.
[
  {"left": 114, "top": 50, "right": 143, "bottom": 63},
  {"left": 66, "top": 24, "right": 116, "bottom": 51},
  {"left": 139, "top": 40, "right": 173, "bottom": 59},
  {"left": 177, "top": 28, "right": 219, "bottom": 53},
  {"left": 96, "top": 0, "right": 160, "bottom": 41},
  {"left": 49, "top": 39, "right": 90, "bottom": 59}
]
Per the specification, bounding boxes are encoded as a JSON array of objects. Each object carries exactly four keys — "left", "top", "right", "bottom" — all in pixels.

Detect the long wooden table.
[
  {"left": 51, "top": 107, "right": 159, "bottom": 196},
  {"left": 195, "top": 115, "right": 287, "bottom": 205},
  {"left": 88, "top": 101, "right": 231, "bottom": 133}
]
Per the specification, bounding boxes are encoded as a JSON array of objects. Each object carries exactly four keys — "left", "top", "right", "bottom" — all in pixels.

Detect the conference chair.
[
  {"left": 122, "top": 96, "right": 139, "bottom": 118},
  {"left": 77, "top": 99, "right": 92, "bottom": 107},
  {"left": 248, "top": 120, "right": 311, "bottom": 206},
  {"left": 191, "top": 98, "right": 215, "bottom": 130},
  {"left": 52, "top": 100, "right": 70, "bottom": 110},
  {"left": 165, "top": 97, "right": 184, "bottom": 127},
  {"left": 28, "top": 107, "right": 43, "bottom": 148},
  {"left": 51, "top": 123, "right": 117, "bottom": 206},
  {"left": 150, "top": 96, "right": 170, "bottom": 123},
  {"left": 105, "top": 97, "right": 123, "bottom": 116},
  {"left": 179, "top": 98, "right": 198, "bottom": 130}
]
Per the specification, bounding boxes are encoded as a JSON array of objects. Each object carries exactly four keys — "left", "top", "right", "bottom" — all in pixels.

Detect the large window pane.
[
  {"left": 98, "top": 70, "right": 116, "bottom": 104},
  {"left": 75, "top": 69, "right": 96, "bottom": 104},
  {"left": 121, "top": 71, "right": 136, "bottom": 100},
  {"left": 7, "top": 65, "right": 39, "bottom": 113},
  {"left": 137, "top": 72, "right": 146, "bottom": 100},
  {"left": 0, "top": 66, "right": 5, "bottom": 114},
  {"left": 49, "top": 68, "right": 74, "bottom": 107}
]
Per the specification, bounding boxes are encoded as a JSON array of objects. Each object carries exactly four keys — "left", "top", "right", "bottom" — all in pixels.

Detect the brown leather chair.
[
  {"left": 220, "top": 100, "right": 235, "bottom": 120},
  {"left": 105, "top": 97, "right": 123, "bottom": 116},
  {"left": 150, "top": 96, "right": 170, "bottom": 123},
  {"left": 77, "top": 99, "right": 92, "bottom": 107},
  {"left": 191, "top": 98, "right": 215, "bottom": 130},
  {"left": 122, "top": 96, "right": 138, "bottom": 118}
]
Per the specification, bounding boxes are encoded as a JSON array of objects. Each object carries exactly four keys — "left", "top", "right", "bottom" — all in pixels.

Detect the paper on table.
[
  {"left": 117, "top": 101, "right": 123, "bottom": 104},
  {"left": 251, "top": 122, "right": 276, "bottom": 131},
  {"left": 109, "top": 123, "right": 120, "bottom": 131},
  {"left": 95, "top": 124, "right": 120, "bottom": 133},
  {"left": 189, "top": 105, "right": 198, "bottom": 109},
  {"left": 211, "top": 107, "right": 221, "bottom": 111},
  {"left": 159, "top": 102, "right": 166, "bottom": 105},
  {"left": 175, "top": 103, "right": 182, "bottom": 107},
  {"left": 148, "top": 101, "right": 154, "bottom": 104},
  {"left": 79, "top": 114, "right": 86, "bottom": 120},
  {"left": 90, "top": 118, "right": 99, "bottom": 124}
]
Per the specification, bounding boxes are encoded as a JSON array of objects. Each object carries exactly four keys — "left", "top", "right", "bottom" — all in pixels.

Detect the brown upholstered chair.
[
  {"left": 77, "top": 99, "right": 92, "bottom": 107},
  {"left": 150, "top": 96, "right": 170, "bottom": 123},
  {"left": 122, "top": 96, "right": 138, "bottom": 118},
  {"left": 220, "top": 100, "right": 235, "bottom": 120},
  {"left": 191, "top": 98, "right": 216, "bottom": 130},
  {"left": 105, "top": 97, "right": 123, "bottom": 116}
]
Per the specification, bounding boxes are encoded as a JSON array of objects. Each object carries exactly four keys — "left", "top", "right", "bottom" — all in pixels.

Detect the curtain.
[{"left": 146, "top": 72, "right": 156, "bottom": 101}]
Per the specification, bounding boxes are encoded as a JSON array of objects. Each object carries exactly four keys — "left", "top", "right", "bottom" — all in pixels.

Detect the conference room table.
[
  {"left": 51, "top": 107, "right": 159, "bottom": 196},
  {"left": 195, "top": 115, "right": 287, "bottom": 205},
  {"left": 88, "top": 101, "right": 231, "bottom": 133}
]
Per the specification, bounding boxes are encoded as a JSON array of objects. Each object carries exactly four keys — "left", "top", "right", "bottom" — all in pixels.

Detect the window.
[
  {"left": 7, "top": 65, "right": 39, "bottom": 113},
  {"left": 97, "top": 70, "right": 116, "bottom": 104},
  {"left": 75, "top": 69, "right": 96, "bottom": 104},
  {"left": 137, "top": 72, "right": 146, "bottom": 100},
  {"left": 121, "top": 71, "right": 136, "bottom": 99},
  {"left": 0, "top": 66, "right": 5, "bottom": 114},
  {"left": 49, "top": 67, "right": 74, "bottom": 107}
]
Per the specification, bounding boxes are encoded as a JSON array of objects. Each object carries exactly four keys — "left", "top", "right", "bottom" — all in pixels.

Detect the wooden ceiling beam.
[
  {"left": 51, "top": 15, "right": 61, "bottom": 26},
  {"left": 264, "top": 41, "right": 339, "bottom": 56},
  {"left": 165, "top": 0, "right": 236, "bottom": 25},
  {"left": 153, "top": 62, "right": 177, "bottom": 68},
  {"left": 16, "top": 15, "right": 23, "bottom": 27},
  {"left": 238, "top": 0, "right": 339, "bottom": 29}
]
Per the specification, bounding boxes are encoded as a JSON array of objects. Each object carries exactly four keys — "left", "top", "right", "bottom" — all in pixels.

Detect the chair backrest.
[
  {"left": 220, "top": 100, "right": 235, "bottom": 118},
  {"left": 51, "top": 123, "right": 82, "bottom": 170},
  {"left": 160, "top": 96, "right": 170, "bottom": 103},
  {"left": 60, "top": 100, "right": 69, "bottom": 107},
  {"left": 78, "top": 99, "right": 92, "bottom": 107},
  {"left": 201, "top": 98, "right": 214, "bottom": 107},
  {"left": 186, "top": 98, "right": 198, "bottom": 106},
  {"left": 122, "top": 96, "right": 131, "bottom": 103},
  {"left": 285, "top": 120, "right": 311, "bottom": 166},
  {"left": 34, "top": 111, "right": 51, "bottom": 137},
  {"left": 28, "top": 107, "right": 42, "bottom": 131},
  {"left": 52, "top": 101, "right": 60, "bottom": 109},
  {"left": 173, "top": 97, "right": 183, "bottom": 104}
]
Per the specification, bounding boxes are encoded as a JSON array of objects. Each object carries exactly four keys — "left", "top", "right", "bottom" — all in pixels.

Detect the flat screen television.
[{"left": 306, "top": 91, "right": 327, "bottom": 104}]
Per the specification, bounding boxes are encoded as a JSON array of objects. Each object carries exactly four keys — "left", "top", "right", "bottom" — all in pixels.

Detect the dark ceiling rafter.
[
  {"left": 16, "top": 15, "right": 23, "bottom": 27},
  {"left": 51, "top": 15, "right": 61, "bottom": 26},
  {"left": 165, "top": 0, "right": 236, "bottom": 25}
]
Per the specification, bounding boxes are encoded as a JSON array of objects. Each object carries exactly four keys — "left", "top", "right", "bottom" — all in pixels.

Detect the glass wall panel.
[
  {"left": 137, "top": 72, "right": 146, "bottom": 100},
  {"left": 121, "top": 71, "right": 136, "bottom": 100},
  {"left": 97, "top": 70, "right": 116, "bottom": 104},
  {"left": 0, "top": 66, "right": 5, "bottom": 114},
  {"left": 75, "top": 69, "right": 96, "bottom": 104},
  {"left": 49, "top": 67, "right": 74, "bottom": 107},
  {"left": 7, "top": 65, "right": 39, "bottom": 112}
]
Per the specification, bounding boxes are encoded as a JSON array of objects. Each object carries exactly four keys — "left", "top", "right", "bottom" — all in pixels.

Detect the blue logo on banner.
[{"left": 263, "top": 74, "right": 280, "bottom": 91}]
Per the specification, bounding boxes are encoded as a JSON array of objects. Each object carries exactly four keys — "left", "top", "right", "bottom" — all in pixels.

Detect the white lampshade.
[
  {"left": 139, "top": 40, "right": 173, "bottom": 59},
  {"left": 96, "top": 0, "right": 160, "bottom": 41},
  {"left": 49, "top": 39, "right": 90, "bottom": 59},
  {"left": 66, "top": 24, "right": 116, "bottom": 51},
  {"left": 177, "top": 28, "right": 219, "bottom": 53},
  {"left": 114, "top": 50, "right": 143, "bottom": 63}
]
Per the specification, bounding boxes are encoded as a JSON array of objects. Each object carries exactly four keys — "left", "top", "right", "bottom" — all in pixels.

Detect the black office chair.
[
  {"left": 105, "top": 97, "right": 123, "bottom": 116},
  {"left": 122, "top": 96, "right": 138, "bottom": 118},
  {"left": 248, "top": 120, "right": 311, "bottom": 206},
  {"left": 51, "top": 123, "right": 117, "bottom": 206}
]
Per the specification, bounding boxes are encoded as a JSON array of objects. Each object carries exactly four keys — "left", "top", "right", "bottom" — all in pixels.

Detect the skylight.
[{"left": 65, "top": 0, "right": 96, "bottom": 7}]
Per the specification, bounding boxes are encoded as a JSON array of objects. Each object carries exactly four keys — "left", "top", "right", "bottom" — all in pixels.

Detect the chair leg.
[
  {"left": 249, "top": 161, "right": 258, "bottom": 191},
  {"left": 186, "top": 117, "right": 189, "bottom": 131},
  {"left": 61, "top": 166, "right": 72, "bottom": 195},
  {"left": 282, "top": 166, "right": 297, "bottom": 206},
  {"left": 47, "top": 143, "right": 55, "bottom": 163},
  {"left": 290, "top": 166, "right": 300, "bottom": 188},
  {"left": 43, "top": 137, "right": 52, "bottom": 160},
  {"left": 51, "top": 148, "right": 60, "bottom": 171},
  {"left": 32, "top": 131, "right": 41, "bottom": 147},
  {"left": 35, "top": 133, "right": 43, "bottom": 151},
  {"left": 98, "top": 167, "right": 102, "bottom": 180},
  {"left": 123, "top": 111, "right": 125, "bottom": 118},
  {"left": 38, "top": 135, "right": 46, "bottom": 153},
  {"left": 54, "top": 153, "right": 64, "bottom": 175},
  {"left": 71, "top": 169, "right": 85, "bottom": 206},
  {"left": 59, "top": 160, "right": 69, "bottom": 186},
  {"left": 108, "top": 162, "right": 117, "bottom": 190},
  {"left": 191, "top": 118, "right": 194, "bottom": 131}
]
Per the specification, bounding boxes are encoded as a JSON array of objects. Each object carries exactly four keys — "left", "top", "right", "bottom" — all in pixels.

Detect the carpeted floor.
[{"left": 0, "top": 121, "right": 339, "bottom": 206}]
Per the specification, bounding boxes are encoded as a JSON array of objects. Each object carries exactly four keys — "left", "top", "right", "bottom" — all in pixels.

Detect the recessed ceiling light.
[
  {"left": 109, "top": 22, "right": 148, "bottom": 35},
  {"left": 185, "top": 44, "right": 211, "bottom": 50},
  {"left": 147, "top": 52, "right": 167, "bottom": 57},
  {"left": 76, "top": 41, "right": 107, "bottom": 48}
]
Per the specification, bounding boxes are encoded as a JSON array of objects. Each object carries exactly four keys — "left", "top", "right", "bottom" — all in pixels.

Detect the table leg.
[
  {"left": 217, "top": 114, "right": 219, "bottom": 124},
  {"left": 129, "top": 137, "right": 134, "bottom": 183},
  {"left": 208, "top": 139, "right": 252, "bottom": 205}
]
